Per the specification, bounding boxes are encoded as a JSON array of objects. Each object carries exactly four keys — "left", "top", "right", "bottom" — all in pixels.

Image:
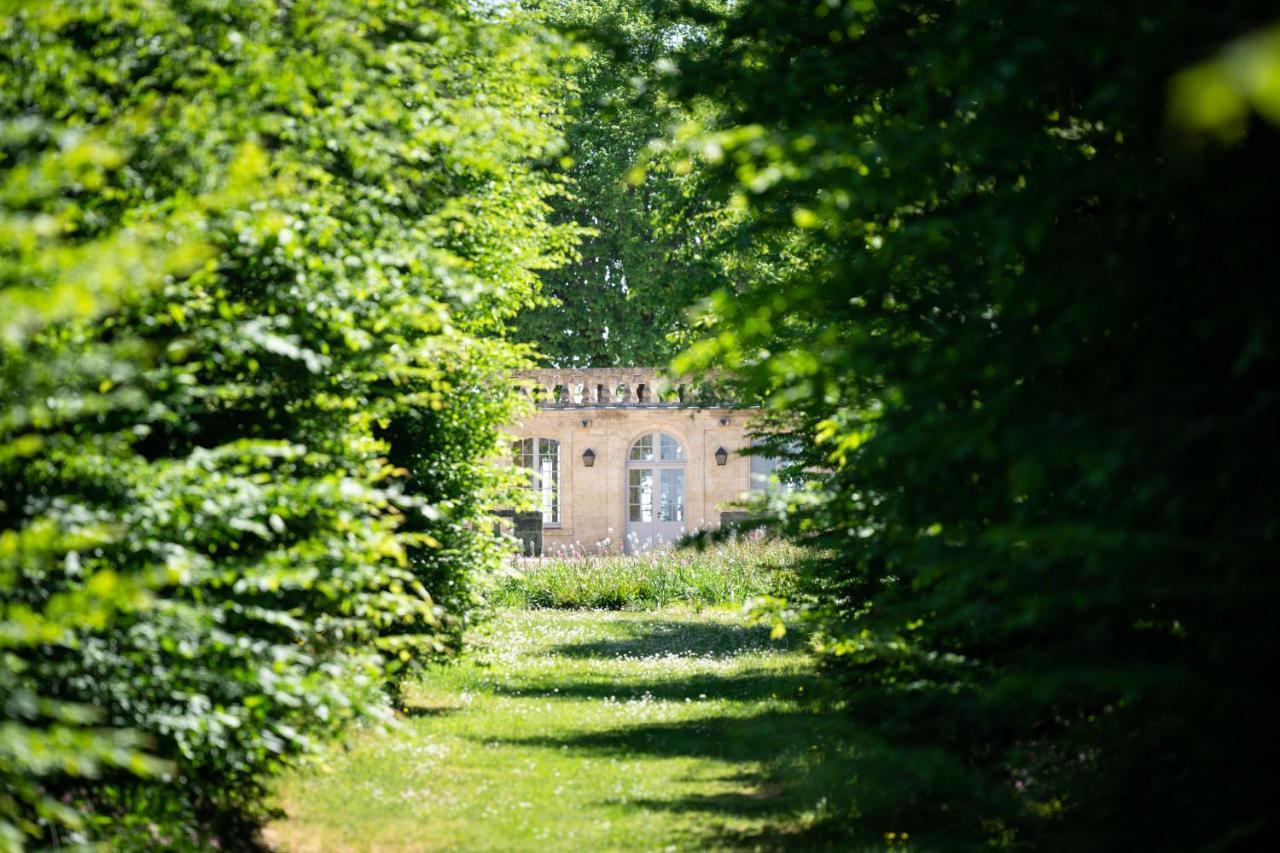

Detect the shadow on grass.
[
  {"left": 490, "top": 706, "right": 972, "bottom": 850},
  {"left": 489, "top": 617, "right": 978, "bottom": 849},
  {"left": 549, "top": 618, "right": 808, "bottom": 659},
  {"left": 490, "top": 670, "right": 823, "bottom": 703},
  {"left": 398, "top": 703, "right": 462, "bottom": 719},
  {"left": 488, "top": 617, "right": 863, "bottom": 848},
  {"left": 632, "top": 789, "right": 859, "bottom": 852},
  {"left": 486, "top": 709, "right": 869, "bottom": 850},
  {"left": 493, "top": 710, "right": 849, "bottom": 764},
  {"left": 494, "top": 617, "right": 822, "bottom": 703}
]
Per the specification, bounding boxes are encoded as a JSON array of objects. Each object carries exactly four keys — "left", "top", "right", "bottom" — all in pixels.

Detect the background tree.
[
  {"left": 660, "top": 0, "right": 1280, "bottom": 848},
  {"left": 514, "top": 0, "right": 729, "bottom": 367}
]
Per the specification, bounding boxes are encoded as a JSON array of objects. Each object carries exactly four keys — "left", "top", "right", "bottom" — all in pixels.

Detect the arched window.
[
  {"left": 512, "top": 438, "right": 560, "bottom": 524},
  {"left": 628, "top": 432, "right": 685, "bottom": 462}
]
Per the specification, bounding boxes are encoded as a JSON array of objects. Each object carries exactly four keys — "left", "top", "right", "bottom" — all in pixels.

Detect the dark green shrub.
[{"left": 664, "top": 1, "right": 1280, "bottom": 848}]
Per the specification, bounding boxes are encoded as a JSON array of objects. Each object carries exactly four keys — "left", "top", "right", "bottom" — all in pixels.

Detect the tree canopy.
[{"left": 512, "top": 0, "right": 731, "bottom": 367}]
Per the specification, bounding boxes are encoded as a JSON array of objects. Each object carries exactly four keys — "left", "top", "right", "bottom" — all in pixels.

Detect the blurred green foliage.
[
  {"left": 1170, "top": 24, "right": 1280, "bottom": 144},
  {"left": 1, "top": 0, "right": 573, "bottom": 846},
  {"left": 653, "top": 1, "right": 1280, "bottom": 848}
]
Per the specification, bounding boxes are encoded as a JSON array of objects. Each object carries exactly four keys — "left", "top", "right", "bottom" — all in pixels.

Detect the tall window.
[
  {"left": 512, "top": 438, "right": 560, "bottom": 524},
  {"left": 627, "top": 432, "right": 686, "bottom": 527},
  {"left": 750, "top": 440, "right": 798, "bottom": 495}
]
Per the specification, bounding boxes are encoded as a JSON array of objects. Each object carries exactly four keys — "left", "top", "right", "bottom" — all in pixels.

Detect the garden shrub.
[{"left": 1, "top": 1, "right": 573, "bottom": 846}]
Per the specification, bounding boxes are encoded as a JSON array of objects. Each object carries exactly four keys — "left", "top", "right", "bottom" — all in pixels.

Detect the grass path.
[{"left": 266, "top": 608, "right": 856, "bottom": 851}]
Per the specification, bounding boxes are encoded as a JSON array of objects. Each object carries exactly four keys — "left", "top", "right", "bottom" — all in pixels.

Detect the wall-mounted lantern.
[
  {"left": 719, "top": 416, "right": 731, "bottom": 426},
  {"left": 582, "top": 448, "right": 596, "bottom": 468},
  {"left": 715, "top": 446, "right": 729, "bottom": 466}
]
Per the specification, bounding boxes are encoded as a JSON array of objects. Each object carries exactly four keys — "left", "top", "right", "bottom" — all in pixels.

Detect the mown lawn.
[{"left": 266, "top": 608, "right": 864, "bottom": 851}]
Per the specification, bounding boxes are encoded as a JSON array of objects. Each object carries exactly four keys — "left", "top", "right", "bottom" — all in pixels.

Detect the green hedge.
[
  {"left": 663, "top": 1, "right": 1280, "bottom": 848},
  {"left": 0, "top": 2, "right": 572, "bottom": 847}
]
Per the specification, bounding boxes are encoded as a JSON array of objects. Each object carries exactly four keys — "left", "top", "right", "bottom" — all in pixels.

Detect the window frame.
[
  {"left": 628, "top": 431, "right": 686, "bottom": 462},
  {"left": 626, "top": 432, "right": 687, "bottom": 526},
  {"left": 512, "top": 437, "right": 561, "bottom": 526},
  {"left": 749, "top": 439, "right": 799, "bottom": 496}
]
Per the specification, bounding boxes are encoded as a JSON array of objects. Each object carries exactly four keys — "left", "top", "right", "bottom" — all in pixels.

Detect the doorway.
[{"left": 625, "top": 432, "right": 686, "bottom": 552}]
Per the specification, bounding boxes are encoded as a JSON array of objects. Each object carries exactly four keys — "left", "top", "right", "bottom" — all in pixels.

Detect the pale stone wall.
[{"left": 507, "top": 369, "right": 753, "bottom": 554}]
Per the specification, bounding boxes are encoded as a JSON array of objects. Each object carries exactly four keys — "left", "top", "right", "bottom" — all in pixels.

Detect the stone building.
[{"left": 506, "top": 368, "right": 778, "bottom": 554}]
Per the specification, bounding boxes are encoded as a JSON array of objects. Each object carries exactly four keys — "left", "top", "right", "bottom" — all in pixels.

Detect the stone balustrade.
[{"left": 514, "top": 368, "right": 726, "bottom": 408}]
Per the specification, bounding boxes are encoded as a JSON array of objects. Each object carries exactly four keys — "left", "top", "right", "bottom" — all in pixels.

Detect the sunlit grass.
[
  {"left": 491, "top": 537, "right": 803, "bottom": 609},
  {"left": 266, "top": 608, "right": 863, "bottom": 852}
]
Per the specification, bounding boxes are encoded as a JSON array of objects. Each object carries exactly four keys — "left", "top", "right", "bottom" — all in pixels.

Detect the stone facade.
[{"left": 507, "top": 368, "right": 755, "bottom": 554}]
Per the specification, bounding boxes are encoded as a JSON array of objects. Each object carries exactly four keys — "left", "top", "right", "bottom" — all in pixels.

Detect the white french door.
[{"left": 625, "top": 433, "right": 686, "bottom": 552}]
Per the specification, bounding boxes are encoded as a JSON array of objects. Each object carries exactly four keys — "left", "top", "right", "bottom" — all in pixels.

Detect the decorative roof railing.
[{"left": 514, "top": 368, "right": 729, "bottom": 408}]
